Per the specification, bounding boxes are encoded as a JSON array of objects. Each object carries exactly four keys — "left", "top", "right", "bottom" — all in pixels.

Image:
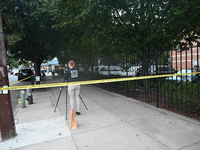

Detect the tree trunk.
[
  {"left": 33, "top": 56, "right": 42, "bottom": 84},
  {"left": 88, "top": 58, "right": 96, "bottom": 72},
  {"left": 142, "top": 54, "right": 151, "bottom": 94}
]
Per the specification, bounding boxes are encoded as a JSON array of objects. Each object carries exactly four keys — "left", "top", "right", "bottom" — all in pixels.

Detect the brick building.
[{"left": 170, "top": 42, "right": 200, "bottom": 71}]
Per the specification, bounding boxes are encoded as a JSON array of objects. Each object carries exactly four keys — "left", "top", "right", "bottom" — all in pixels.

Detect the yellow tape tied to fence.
[{"left": 0, "top": 72, "right": 200, "bottom": 91}]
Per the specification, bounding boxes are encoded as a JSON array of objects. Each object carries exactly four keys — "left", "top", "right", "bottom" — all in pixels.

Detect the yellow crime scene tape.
[
  {"left": 9, "top": 75, "right": 36, "bottom": 86},
  {"left": 1, "top": 72, "right": 200, "bottom": 91}
]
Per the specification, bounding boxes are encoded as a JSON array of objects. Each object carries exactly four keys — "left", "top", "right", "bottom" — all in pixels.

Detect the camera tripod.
[{"left": 54, "top": 85, "right": 88, "bottom": 115}]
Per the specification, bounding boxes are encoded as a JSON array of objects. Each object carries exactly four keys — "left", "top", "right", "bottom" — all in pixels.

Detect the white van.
[
  {"left": 121, "top": 66, "right": 141, "bottom": 77},
  {"left": 98, "top": 66, "right": 124, "bottom": 76}
]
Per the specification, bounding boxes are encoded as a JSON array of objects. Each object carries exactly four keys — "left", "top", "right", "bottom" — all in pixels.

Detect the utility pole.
[{"left": 0, "top": 12, "right": 16, "bottom": 141}]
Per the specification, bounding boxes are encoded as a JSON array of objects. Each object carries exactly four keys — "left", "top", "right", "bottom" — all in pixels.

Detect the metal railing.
[{"left": 79, "top": 46, "right": 200, "bottom": 120}]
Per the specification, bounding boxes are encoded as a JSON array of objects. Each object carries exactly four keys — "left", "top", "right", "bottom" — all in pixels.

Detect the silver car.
[{"left": 166, "top": 69, "right": 200, "bottom": 83}]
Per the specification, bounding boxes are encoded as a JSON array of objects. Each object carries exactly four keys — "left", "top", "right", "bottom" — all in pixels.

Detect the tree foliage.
[
  {"left": 6, "top": 58, "right": 19, "bottom": 69},
  {"left": 1, "top": 0, "right": 200, "bottom": 91},
  {"left": 67, "top": 0, "right": 200, "bottom": 92},
  {"left": 56, "top": 0, "right": 200, "bottom": 64},
  {"left": 2, "top": 0, "right": 63, "bottom": 75}
]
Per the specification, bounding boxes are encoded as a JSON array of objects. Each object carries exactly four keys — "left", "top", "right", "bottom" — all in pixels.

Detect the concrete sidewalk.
[{"left": 1, "top": 75, "right": 200, "bottom": 150}]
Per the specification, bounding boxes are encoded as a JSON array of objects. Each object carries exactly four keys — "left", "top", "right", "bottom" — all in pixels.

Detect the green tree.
[
  {"left": 2, "top": 0, "right": 63, "bottom": 76},
  {"left": 6, "top": 58, "right": 19, "bottom": 69},
  {"left": 157, "top": 52, "right": 169, "bottom": 65},
  {"left": 72, "top": 0, "right": 200, "bottom": 93},
  {"left": 54, "top": 0, "right": 105, "bottom": 68}
]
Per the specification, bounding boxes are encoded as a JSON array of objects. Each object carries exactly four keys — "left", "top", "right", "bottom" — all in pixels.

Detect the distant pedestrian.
[
  {"left": 64, "top": 60, "right": 81, "bottom": 115},
  {"left": 42, "top": 70, "right": 46, "bottom": 77}
]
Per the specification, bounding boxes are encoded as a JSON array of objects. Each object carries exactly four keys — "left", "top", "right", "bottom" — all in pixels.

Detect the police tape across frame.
[{"left": 1, "top": 72, "right": 200, "bottom": 91}]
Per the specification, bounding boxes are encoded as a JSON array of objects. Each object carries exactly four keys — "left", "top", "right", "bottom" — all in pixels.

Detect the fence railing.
[{"left": 79, "top": 46, "right": 200, "bottom": 120}]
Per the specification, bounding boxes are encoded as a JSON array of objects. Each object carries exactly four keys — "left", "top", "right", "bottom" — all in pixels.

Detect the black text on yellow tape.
[{"left": 1, "top": 72, "right": 200, "bottom": 91}]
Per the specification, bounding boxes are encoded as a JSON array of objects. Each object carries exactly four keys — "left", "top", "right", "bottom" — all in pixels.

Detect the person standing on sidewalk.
[{"left": 64, "top": 60, "right": 81, "bottom": 115}]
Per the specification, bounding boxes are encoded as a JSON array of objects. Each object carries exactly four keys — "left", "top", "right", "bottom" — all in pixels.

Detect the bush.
[{"left": 159, "top": 80, "right": 200, "bottom": 110}]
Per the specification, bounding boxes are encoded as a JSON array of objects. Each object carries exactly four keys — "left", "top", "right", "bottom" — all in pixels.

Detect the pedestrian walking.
[{"left": 64, "top": 60, "right": 81, "bottom": 115}]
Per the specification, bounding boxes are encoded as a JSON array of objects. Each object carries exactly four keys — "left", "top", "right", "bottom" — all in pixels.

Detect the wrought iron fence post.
[
  {"left": 125, "top": 54, "right": 129, "bottom": 97},
  {"left": 156, "top": 49, "right": 159, "bottom": 108}
]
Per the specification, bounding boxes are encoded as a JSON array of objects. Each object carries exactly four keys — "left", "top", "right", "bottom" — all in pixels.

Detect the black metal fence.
[{"left": 79, "top": 46, "right": 200, "bottom": 120}]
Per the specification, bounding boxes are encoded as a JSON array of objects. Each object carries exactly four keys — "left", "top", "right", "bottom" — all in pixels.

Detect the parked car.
[
  {"left": 121, "top": 66, "right": 141, "bottom": 77},
  {"left": 98, "top": 66, "right": 124, "bottom": 76},
  {"left": 11, "top": 69, "right": 19, "bottom": 75},
  {"left": 148, "top": 65, "right": 176, "bottom": 76},
  {"left": 17, "top": 68, "right": 34, "bottom": 81},
  {"left": 136, "top": 65, "right": 176, "bottom": 77},
  {"left": 166, "top": 69, "right": 200, "bottom": 83},
  {"left": 87, "top": 66, "right": 99, "bottom": 73}
]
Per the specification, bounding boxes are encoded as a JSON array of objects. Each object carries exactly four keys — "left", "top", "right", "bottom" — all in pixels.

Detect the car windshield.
[
  {"left": 149, "top": 66, "right": 174, "bottom": 71},
  {"left": 128, "top": 66, "right": 139, "bottom": 72},
  {"left": 21, "top": 69, "right": 31, "bottom": 73},
  {"left": 177, "top": 69, "right": 196, "bottom": 74},
  {"left": 101, "top": 66, "right": 122, "bottom": 71}
]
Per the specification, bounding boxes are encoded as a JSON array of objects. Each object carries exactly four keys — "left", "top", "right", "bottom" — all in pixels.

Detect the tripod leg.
[
  {"left": 79, "top": 95, "right": 88, "bottom": 110},
  {"left": 66, "top": 86, "right": 68, "bottom": 120},
  {"left": 54, "top": 87, "right": 63, "bottom": 112}
]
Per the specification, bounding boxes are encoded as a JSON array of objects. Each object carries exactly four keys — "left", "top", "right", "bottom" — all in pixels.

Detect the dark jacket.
[{"left": 64, "top": 67, "right": 79, "bottom": 82}]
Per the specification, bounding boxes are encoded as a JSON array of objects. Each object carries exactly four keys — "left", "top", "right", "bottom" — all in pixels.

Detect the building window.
[{"left": 193, "top": 59, "right": 199, "bottom": 68}]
